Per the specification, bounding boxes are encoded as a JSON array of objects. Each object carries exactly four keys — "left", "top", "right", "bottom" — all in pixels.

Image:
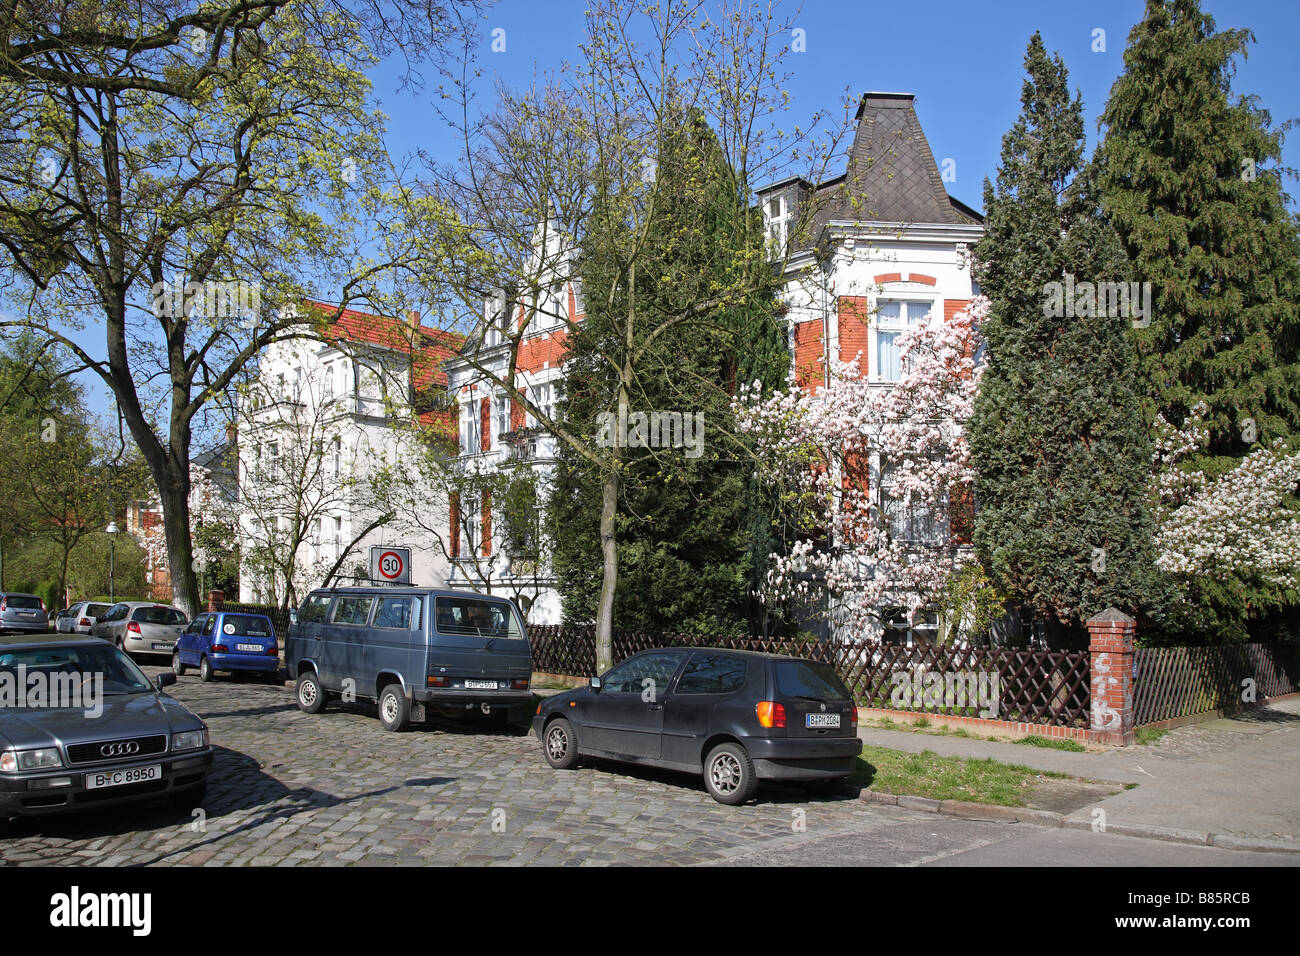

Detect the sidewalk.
[{"left": 858, "top": 696, "right": 1300, "bottom": 851}]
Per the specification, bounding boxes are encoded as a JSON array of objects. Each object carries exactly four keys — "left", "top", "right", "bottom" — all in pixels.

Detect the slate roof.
[{"left": 759, "top": 92, "right": 981, "bottom": 252}]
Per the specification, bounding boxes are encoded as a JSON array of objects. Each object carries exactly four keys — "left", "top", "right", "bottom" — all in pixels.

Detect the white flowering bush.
[{"left": 735, "top": 297, "right": 987, "bottom": 637}]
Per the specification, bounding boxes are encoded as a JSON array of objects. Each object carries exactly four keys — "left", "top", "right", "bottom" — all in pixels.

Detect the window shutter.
[{"left": 450, "top": 493, "right": 460, "bottom": 558}]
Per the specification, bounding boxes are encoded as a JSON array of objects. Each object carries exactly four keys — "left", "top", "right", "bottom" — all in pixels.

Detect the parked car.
[
  {"left": 90, "top": 602, "right": 188, "bottom": 659},
  {"left": 287, "top": 587, "right": 533, "bottom": 732},
  {"left": 0, "top": 635, "right": 212, "bottom": 821},
  {"left": 173, "top": 611, "right": 280, "bottom": 683},
  {"left": 0, "top": 593, "right": 50, "bottom": 635},
  {"left": 533, "top": 648, "right": 863, "bottom": 805},
  {"left": 56, "top": 602, "right": 113, "bottom": 635}
]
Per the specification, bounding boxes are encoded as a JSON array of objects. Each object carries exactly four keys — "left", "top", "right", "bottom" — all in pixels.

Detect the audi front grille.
[{"left": 65, "top": 735, "right": 168, "bottom": 765}]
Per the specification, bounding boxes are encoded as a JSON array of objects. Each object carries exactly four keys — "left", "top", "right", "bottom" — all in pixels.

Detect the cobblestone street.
[{"left": 0, "top": 667, "right": 881, "bottom": 866}]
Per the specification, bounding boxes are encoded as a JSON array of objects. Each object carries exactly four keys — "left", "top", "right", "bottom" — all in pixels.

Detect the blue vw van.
[{"left": 286, "top": 588, "right": 532, "bottom": 731}]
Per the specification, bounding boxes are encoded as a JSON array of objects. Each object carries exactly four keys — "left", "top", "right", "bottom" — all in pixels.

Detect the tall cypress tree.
[
  {"left": 970, "top": 34, "right": 1160, "bottom": 644},
  {"left": 1095, "top": 0, "right": 1300, "bottom": 461},
  {"left": 547, "top": 107, "right": 783, "bottom": 636}
]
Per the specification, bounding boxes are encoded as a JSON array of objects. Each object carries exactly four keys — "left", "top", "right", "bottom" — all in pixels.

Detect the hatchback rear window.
[
  {"left": 5, "top": 596, "right": 42, "bottom": 609},
  {"left": 774, "top": 661, "right": 852, "bottom": 701},
  {"left": 132, "top": 606, "right": 188, "bottom": 625},
  {"left": 219, "top": 615, "right": 273, "bottom": 638},
  {"left": 87, "top": 604, "right": 111, "bottom": 616}
]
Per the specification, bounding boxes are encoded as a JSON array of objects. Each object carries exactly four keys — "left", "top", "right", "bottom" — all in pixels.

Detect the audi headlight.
[
  {"left": 0, "top": 748, "right": 63, "bottom": 772},
  {"left": 171, "top": 729, "right": 207, "bottom": 752}
]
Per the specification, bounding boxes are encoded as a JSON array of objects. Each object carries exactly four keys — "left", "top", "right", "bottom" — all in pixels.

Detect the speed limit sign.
[{"left": 369, "top": 546, "right": 411, "bottom": 584}]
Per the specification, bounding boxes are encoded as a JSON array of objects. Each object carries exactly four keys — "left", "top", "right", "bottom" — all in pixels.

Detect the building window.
[
  {"left": 527, "top": 381, "right": 555, "bottom": 427},
  {"left": 496, "top": 393, "right": 510, "bottom": 441},
  {"left": 875, "top": 300, "right": 932, "bottom": 382},
  {"left": 460, "top": 399, "right": 480, "bottom": 455},
  {"left": 879, "top": 458, "right": 946, "bottom": 545},
  {"left": 765, "top": 195, "right": 788, "bottom": 252},
  {"left": 463, "top": 495, "right": 481, "bottom": 554}
]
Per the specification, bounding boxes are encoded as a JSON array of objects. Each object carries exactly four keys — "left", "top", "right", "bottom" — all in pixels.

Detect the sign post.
[{"left": 368, "top": 546, "right": 411, "bottom": 585}]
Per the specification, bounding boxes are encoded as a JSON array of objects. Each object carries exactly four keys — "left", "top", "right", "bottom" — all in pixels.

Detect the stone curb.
[{"left": 849, "top": 786, "right": 1300, "bottom": 855}]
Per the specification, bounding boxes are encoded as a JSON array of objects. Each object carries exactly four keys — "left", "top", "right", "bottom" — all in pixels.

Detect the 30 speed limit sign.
[{"left": 369, "top": 546, "right": 411, "bottom": 584}]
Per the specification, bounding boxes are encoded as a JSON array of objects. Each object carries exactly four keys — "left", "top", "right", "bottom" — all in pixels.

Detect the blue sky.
[
  {"left": 371, "top": 0, "right": 1300, "bottom": 213},
  {"left": 66, "top": 0, "right": 1300, "bottom": 421}
]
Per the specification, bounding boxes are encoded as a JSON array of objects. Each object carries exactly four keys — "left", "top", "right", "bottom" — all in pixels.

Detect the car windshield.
[
  {"left": 434, "top": 597, "right": 523, "bottom": 639},
  {"left": 5, "top": 596, "right": 42, "bottom": 610},
  {"left": 219, "top": 615, "right": 273, "bottom": 638},
  {"left": 0, "top": 643, "right": 154, "bottom": 700},
  {"left": 774, "top": 661, "right": 852, "bottom": 701},
  {"left": 132, "top": 606, "right": 187, "bottom": 626}
]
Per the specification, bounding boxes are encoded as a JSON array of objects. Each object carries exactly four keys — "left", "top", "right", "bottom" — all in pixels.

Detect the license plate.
[
  {"left": 236, "top": 643, "right": 262, "bottom": 652},
  {"left": 806, "top": 713, "right": 840, "bottom": 729},
  {"left": 85, "top": 765, "right": 161, "bottom": 790},
  {"left": 152, "top": 642, "right": 173, "bottom": 650},
  {"left": 464, "top": 679, "right": 498, "bottom": 690}
]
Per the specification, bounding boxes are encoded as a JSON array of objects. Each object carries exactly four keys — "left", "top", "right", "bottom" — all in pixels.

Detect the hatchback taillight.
[
  {"left": 266, "top": 645, "right": 279, "bottom": 656},
  {"left": 756, "top": 701, "right": 786, "bottom": 728},
  {"left": 510, "top": 679, "right": 529, "bottom": 690},
  {"left": 79, "top": 618, "right": 91, "bottom": 626},
  {"left": 427, "top": 676, "right": 448, "bottom": 687},
  {"left": 127, "top": 621, "right": 141, "bottom": 633},
  {"left": 212, "top": 644, "right": 229, "bottom": 654}
]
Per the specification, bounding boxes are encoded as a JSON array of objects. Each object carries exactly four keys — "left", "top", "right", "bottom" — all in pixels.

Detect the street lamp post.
[{"left": 106, "top": 522, "right": 119, "bottom": 602}]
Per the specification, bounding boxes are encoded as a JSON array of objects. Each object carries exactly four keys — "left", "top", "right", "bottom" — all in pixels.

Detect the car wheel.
[
  {"left": 377, "top": 684, "right": 410, "bottom": 732},
  {"left": 172, "top": 650, "right": 187, "bottom": 677},
  {"left": 169, "top": 783, "right": 206, "bottom": 811},
  {"left": 543, "top": 717, "right": 581, "bottom": 769},
  {"left": 296, "top": 671, "right": 326, "bottom": 714},
  {"left": 704, "top": 742, "right": 759, "bottom": 805},
  {"left": 199, "top": 656, "right": 214, "bottom": 682}
]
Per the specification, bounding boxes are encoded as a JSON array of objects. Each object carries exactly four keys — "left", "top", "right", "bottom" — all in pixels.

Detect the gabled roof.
[{"left": 301, "top": 299, "right": 464, "bottom": 391}]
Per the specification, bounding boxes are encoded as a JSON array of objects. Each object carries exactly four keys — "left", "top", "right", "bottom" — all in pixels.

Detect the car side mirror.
[
  {"left": 155, "top": 673, "right": 177, "bottom": 690},
  {"left": 289, "top": 609, "right": 298, "bottom": 625},
  {"left": 589, "top": 676, "right": 601, "bottom": 691}
]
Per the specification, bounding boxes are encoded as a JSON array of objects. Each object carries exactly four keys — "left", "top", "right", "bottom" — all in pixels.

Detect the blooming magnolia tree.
[
  {"left": 1151, "top": 403, "right": 1300, "bottom": 599},
  {"left": 736, "top": 297, "right": 988, "bottom": 638}
]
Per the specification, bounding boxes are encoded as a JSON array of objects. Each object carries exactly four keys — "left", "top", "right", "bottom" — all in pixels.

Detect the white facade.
[{"left": 236, "top": 310, "right": 453, "bottom": 605}]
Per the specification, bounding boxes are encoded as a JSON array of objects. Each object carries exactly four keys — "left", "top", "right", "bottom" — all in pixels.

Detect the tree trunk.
[
  {"left": 595, "top": 463, "right": 619, "bottom": 674},
  {"left": 160, "top": 459, "right": 197, "bottom": 617}
]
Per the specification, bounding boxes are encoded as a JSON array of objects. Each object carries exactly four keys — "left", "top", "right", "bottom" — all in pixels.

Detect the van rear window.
[
  {"left": 5, "top": 596, "right": 42, "bottom": 610},
  {"left": 434, "top": 598, "right": 523, "bottom": 639}
]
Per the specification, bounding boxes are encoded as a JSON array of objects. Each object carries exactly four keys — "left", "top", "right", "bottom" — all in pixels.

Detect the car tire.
[
  {"left": 543, "top": 717, "right": 581, "bottom": 769},
  {"left": 172, "top": 650, "right": 187, "bottom": 677},
  {"left": 703, "top": 742, "right": 759, "bottom": 805},
  {"left": 296, "top": 671, "right": 326, "bottom": 714},
  {"left": 169, "top": 783, "right": 206, "bottom": 811},
  {"left": 199, "top": 656, "right": 214, "bottom": 682},
  {"left": 378, "top": 684, "right": 410, "bottom": 732}
]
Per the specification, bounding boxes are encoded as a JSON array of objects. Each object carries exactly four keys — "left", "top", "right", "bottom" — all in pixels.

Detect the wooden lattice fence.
[
  {"left": 528, "top": 626, "right": 1091, "bottom": 728},
  {"left": 1133, "top": 642, "right": 1300, "bottom": 725}
]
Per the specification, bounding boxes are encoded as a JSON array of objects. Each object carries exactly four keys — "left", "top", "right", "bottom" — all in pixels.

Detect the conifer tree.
[{"left": 969, "top": 34, "right": 1160, "bottom": 643}]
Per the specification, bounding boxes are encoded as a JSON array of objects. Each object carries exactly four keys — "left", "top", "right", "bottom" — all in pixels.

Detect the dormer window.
[{"left": 765, "top": 195, "right": 788, "bottom": 252}]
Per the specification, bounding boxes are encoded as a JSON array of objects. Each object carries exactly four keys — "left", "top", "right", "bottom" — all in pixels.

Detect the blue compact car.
[{"left": 172, "top": 611, "right": 281, "bottom": 683}]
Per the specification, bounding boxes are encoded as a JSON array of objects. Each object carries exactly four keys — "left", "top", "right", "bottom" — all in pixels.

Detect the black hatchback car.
[{"left": 533, "top": 648, "right": 862, "bottom": 804}]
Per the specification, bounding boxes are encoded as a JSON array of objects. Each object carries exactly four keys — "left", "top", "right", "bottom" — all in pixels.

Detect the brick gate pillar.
[
  {"left": 1087, "top": 608, "right": 1136, "bottom": 746},
  {"left": 207, "top": 589, "right": 225, "bottom": 613}
]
